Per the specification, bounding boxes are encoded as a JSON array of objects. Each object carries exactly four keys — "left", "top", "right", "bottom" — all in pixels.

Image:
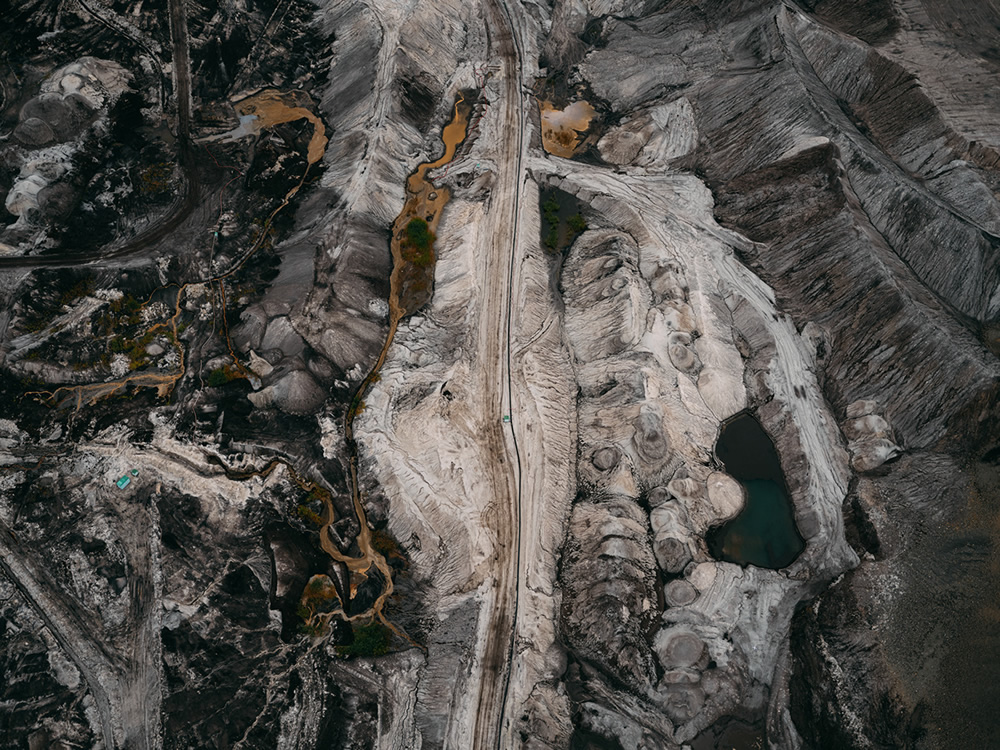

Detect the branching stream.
[{"left": 20, "top": 89, "right": 472, "bottom": 650}]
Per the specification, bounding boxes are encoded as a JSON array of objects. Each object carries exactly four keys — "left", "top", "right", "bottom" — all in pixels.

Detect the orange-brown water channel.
[
  {"left": 28, "top": 90, "right": 469, "bottom": 646},
  {"left": 235, "top": 89, "right": 329, "bottom": 165},
  {"left": 320, "top": 93, "right": 469, "bottom": 640}
]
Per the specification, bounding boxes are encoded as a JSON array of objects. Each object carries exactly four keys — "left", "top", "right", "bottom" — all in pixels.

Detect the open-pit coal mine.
[{"left": 1, "top": 0, "right": 998, "bottom": 748}]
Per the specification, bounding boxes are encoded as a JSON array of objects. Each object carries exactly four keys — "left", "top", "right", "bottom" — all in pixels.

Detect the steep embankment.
[{"left": 533, "top": 0, "right": 1000, "bottom": 747}]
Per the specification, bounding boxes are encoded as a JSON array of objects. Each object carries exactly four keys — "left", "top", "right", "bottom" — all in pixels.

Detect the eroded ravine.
[
  {"left": 176, "top": 94, "right": 471, "bottom": 639},
  {"left": 333, "top": 94, "right": 470, "bottom": 636},
  {"left": 24, "top": 91, "right": 470, "bottom": 644}
]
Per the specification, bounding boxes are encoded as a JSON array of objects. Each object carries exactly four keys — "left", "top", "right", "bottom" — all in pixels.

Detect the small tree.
[
  {"left": 406, "top": 217, "right": 433, "bottom": 250},
  {"left": 206, "top": 368, "right": 230, "bottom": 387}
]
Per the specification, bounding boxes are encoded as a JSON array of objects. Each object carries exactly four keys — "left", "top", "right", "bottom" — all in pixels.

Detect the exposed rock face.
[
  {"left": 560, "top": 0, "right": 1000, "bottom": 746},
  {"left": 527, "top": 138, "right": 856, "bottom": 743},
  {"left": 4, "top": 58, "right": 130, "bottom": 238},
  {"left": 561, "top": 496, "right": 659, "bottom": 689},
  {"left": 598, "top": 98, "right": 699, "bottom": 168},
  {"left": 523, "top": 0, "right": 1000, "bottom": 746},
  {"left": 249, "top": 369, "right": 325, "bottom": 415},
  {"left": 712, "top": 142, "right": 999, "bottom": 450},
  {"left": 562, "top": 229, "right": 649, "bottom": 361},
  {"left": 841, "top": 400, "right": 901, "bottom": 473}
]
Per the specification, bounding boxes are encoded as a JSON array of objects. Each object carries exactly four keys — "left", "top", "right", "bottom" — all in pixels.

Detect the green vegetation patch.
[
  {"left": 206, "top": 365, "right": 242, "bottom": 387},
  {"left": 206, "top": 368, "right": 229, "bottom": 387},
  {"left": 294, "top": 486, "right": 328, "bottom": 526},
  {"left": 297, "top": 574, "right": 341, "bottom": 637},
  {"left": 401, "top": 217, "right": 435, "bottom": 267},
  {"left": 542, "top": 196, "right": 560, "bottom": 250},
  {"left": 539, "top": 188, "right": 587, "bottom": 252},
  {"left": 336, "top": 621, "right": 392, "bottom": 658},
  {"left": 296, "top": 504, "right": 323, "bottom": 526},
  {"left": 372, "top": 528, "right": 408, "bottom": 570},
  {"left": 205, "top": 365, "right": 246, "bottom": 388},
  {"left": 94, "top": 293, "right": 142, "bottom": 336}
]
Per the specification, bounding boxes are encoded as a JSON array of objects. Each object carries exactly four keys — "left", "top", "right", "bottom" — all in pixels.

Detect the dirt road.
[
  {"left": 470, "top": 1, "right": 527, "bottom": 748},
  {"left": 0, "top": 520, "right": 119, "bottom": 749}
]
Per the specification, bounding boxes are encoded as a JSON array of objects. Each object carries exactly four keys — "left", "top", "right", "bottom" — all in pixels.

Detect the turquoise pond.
[{"left": 706, "top": 413, "right": 804, "bottom": 569}]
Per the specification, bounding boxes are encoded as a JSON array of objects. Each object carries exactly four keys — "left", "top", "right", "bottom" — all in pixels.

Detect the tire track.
[{"left": 470, "top": 0, "right": 526, "bottom": 748}]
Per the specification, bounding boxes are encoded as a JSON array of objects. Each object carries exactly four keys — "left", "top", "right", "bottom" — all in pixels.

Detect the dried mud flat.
[{"left": 1, "top": 1, "right": 999, "bottom": 749}]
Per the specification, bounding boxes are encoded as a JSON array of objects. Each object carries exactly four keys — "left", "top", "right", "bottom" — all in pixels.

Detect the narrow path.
[{"left": 167, "top": 0, "right": 192, "bottom": 147}]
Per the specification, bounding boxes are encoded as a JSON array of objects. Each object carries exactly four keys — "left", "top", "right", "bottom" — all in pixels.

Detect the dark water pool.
[{"left": 706, "top": 413, "right": 804, "bottom": 569}]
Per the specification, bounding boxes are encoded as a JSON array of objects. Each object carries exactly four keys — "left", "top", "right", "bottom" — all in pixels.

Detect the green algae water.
[
  {"left": 706, "top": 413, "right": 804, "bottom": 569},
  {"left": 708, "top": 479, "right": 802, "bottom": 568}
]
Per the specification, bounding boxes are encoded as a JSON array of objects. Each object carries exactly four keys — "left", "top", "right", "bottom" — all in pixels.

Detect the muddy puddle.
[{"left": 539, "top": 99, "right": 596, "bottom": 157}]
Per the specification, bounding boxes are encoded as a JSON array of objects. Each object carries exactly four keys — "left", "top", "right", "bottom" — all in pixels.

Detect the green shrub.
[
  {"left": 206, "top": 367, "right": 231, "bottom": 387},
  {"left": 127, "top": 339, "right": 149, "bottom": 370},
  {"left": 372, "top": 529, "right": 404, "bottom": 560},
  {"left": 306, "top": 487, "right": 329, "bottom": 503},
  {"left": 59, "top": 277, "right": 95, "bottom": 306},
  {"left": 406, "top": 217, "right": 433, "bottom": 249},
  {"left": 109, "top": 295, "right": 140, "bottom": 315},
  {"left": 299, "top": 621, "right": 324, "bottom": 637},
  {"left": 296, "top": 504, "right": 323, "bottom": 526},
  {"left": 401, "top": 217, "right": 435, "bottom": 268},
  {"left": 568, "top": 214, "right": 587, "bottom": 233}
]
